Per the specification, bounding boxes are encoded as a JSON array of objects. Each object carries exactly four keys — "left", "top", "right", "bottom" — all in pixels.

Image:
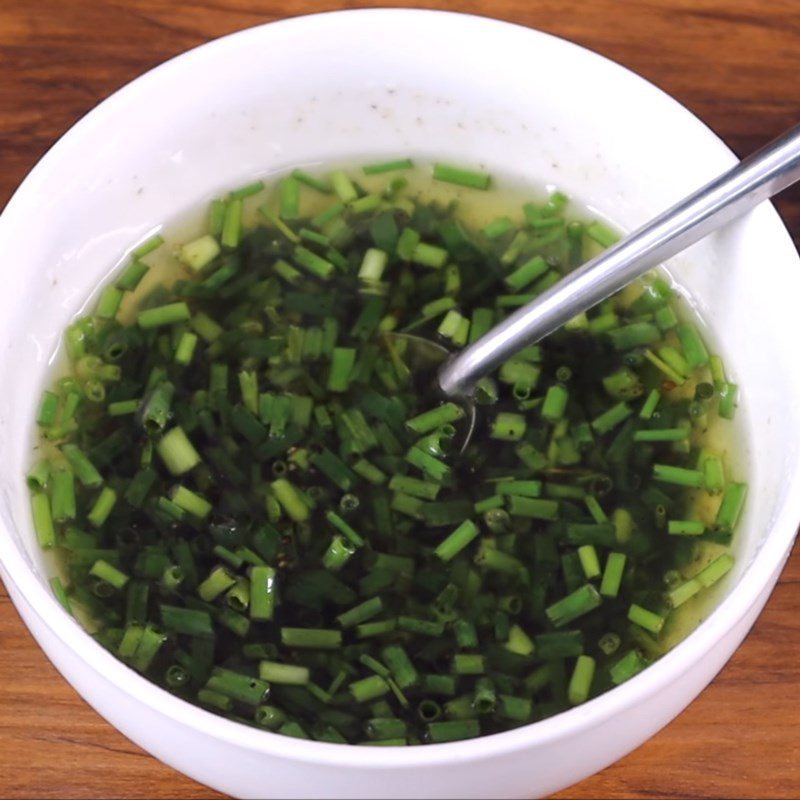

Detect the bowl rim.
[{"left": 1, "top": 5, "right": 799, "bottom": 770}]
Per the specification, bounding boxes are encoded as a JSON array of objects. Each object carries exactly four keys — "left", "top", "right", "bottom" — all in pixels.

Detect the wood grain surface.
[{"left": 2, "top": 1, "right": 799, "bottom": 798}]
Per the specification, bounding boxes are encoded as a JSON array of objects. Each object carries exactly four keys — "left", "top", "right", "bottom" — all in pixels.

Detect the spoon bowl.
[{"left": 383, "top": 332, "right": 477, "bottom": 452}]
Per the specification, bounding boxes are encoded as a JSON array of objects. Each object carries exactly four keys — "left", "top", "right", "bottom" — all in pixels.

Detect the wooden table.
[{"left": 2, "top": 1, "right": 799, "bottom": 797}]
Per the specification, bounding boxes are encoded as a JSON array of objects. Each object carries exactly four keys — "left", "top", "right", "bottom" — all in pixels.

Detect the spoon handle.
[{"left": 438, "top": 123, "right": 800, "bottom": 397}]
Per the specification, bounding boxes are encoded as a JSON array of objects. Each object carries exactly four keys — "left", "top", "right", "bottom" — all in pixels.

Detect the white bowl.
[{"left": 1, "top": 9, "right": 798, "bottom": 799}]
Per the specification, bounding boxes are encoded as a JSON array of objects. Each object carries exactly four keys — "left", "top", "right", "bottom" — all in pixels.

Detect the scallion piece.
[
  {"left": 363, "top": 158, "right": 414, "bottom": 175},
  {"left": 161, "top": 605, "right": 214, "bottom": 637},
  {"left": 31, "top": 492, "right": 56, "bottom": 549},
  {"left": 652, "top": 464, "right": 704, "bottom": 489},
  {"left": 250, "top": 566, "right": 277, "bottom": 621},
  {"left": 567, "top": 655, "right": 596, "bottom": 705},
  {"left": 433, "top": 163, "right": 491, "bottom": 190},
  {"left": 667, "top": 519, "right": 705, "bottom": 536},
  {"left": 714, "top": 482, "right": 747, "bottom": 531},
  {"left": 259, "top": 661, "right": 310, "bottom": 685},
  {"left": 546, "top": 584, "right": 602, "bottom": 628},
  {"left": 130, "top": 234, "right": 164, "bottom": 259},
  {"left": 350, "top": 675, "right": 390, "bottom": 702},
  {"left": 426, "top": 719, "right": 481, "bottom": 743},
  {"left": 610, "top": 650, "right": 648, "bottom": 685},
  {"left": 87, "top": 486, "right": 117, "bottom": 528},
  {"left": 271, "top": 479, "right": 309, "bottom": 522},
  {"left": 137, "top": 302, "right": 191, "bottom": 329},
  {"left": 157, "top": 427, "right": 201, "bottom": 476},
  {"left": 435, "top": 520, "right": 479, "bottom": 562},
  {"left": 62, "top": 444, "right": 103, "bottom": 488},
  {"left": 405, "top": 403, "right": 464, "bottom": 434},
  {"left": 628, "top": 603, "right": 665, "bottom": 635},
  {"left": 116, "top": 259, "right": 150, "bottom": 291},
  {"left": 337, "top": 597, "right": 383, "bottom": 629},
  {"left": 89, "top": 559, "right": 129, "bottom": 590},
  {"left": 599, "top": 552, "right": 627, "bottom": 598}
]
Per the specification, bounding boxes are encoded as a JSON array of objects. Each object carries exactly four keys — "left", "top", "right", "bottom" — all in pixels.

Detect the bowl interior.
[{"left": 0, "top": 6, "right": 798, "bottom": 748}]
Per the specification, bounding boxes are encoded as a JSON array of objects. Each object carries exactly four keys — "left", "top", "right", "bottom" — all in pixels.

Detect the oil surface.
[
  {"left": 78, "top": 162, "right": 741, "bottom": 649},
  {"left": 33, "top": 161, "right": 744, "bottom": 730}
]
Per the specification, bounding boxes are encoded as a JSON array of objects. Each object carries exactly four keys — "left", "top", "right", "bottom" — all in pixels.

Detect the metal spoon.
[
  {"left": 389, "top": 122, "right": 800, "bottom": 448},
  {"left": 440, "top": 123, "right": 800, "bottom": 396}
]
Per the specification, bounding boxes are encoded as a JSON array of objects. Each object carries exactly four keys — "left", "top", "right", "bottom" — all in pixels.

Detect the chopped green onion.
[
  {"left": 567, "top": 655, "right": 596, "bottom": 705},
  {"left": 546, "top": 584, "right": 602, "bottom": 628},
  {"left": 433, "top": 163, "right": 491, "bottom": 190}
]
